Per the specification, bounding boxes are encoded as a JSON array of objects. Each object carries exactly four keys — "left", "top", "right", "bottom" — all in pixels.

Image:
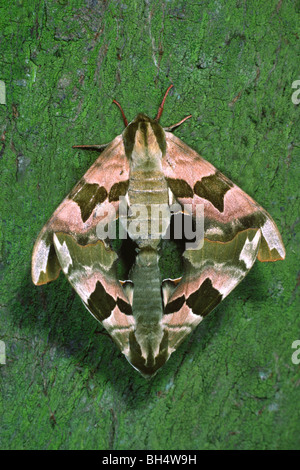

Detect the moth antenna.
[
  {"left": 155, "top": 84, "right": 174, "bottom": 122},
  {"left": 113, "top": 99, "right": 128, "bottom": 127}
]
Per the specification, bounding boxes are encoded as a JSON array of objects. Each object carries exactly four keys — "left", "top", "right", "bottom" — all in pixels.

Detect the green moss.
[{"left": 0, "top": 0, "right": 299, "bottom": 450}]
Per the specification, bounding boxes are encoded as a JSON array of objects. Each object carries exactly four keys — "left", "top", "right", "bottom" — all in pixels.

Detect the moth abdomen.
[
  {"left": 130, "top": 248, "right": 162, "bottom": 318},
  {"left": 127, "top": 248, "right": 169, "bottom": 376}
]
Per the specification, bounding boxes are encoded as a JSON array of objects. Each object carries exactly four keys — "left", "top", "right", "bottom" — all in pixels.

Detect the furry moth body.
[{"left": 32, "top": 86, "right": 285, "bottom": 377}]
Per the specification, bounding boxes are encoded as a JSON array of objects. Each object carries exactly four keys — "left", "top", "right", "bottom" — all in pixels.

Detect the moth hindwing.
[{"left": 32, "top": 85, "right": 285, "bottom": 378}]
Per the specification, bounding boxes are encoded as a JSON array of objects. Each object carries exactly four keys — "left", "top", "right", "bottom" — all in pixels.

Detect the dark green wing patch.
[
  {"left": 72, "top": 182, "right": 108, "bottom": 222},
  {"left": 166, "top": 172, "right": 233, "bottom": 211},
  {"left": 87, "top": 280, "right": 116, "bottom": 321},
  {"left": 194, "top": 172, "right": 233, "bottom": 212},
  {"left": 87, "top": 280, "right": 133, "bottom": 321},
  {"left": 116, "top": 297, "right": 133, "bottom": 316},
  {"left": 166, "top": 178, "right": 194, "bottom": 198},
  {"left": 163, "top": 278, "right": 222, "bottom": 317},
  {"left": 186, "top": 278, "right": 222, "bottom": 317},
  {"left": 109, "top": 180, "right": 129, "bottom": 202},
  {"left": 164, "top": 295, "right": 185, "bottom": 315}
]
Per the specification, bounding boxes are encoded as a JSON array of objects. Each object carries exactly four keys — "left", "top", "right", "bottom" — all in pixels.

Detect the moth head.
[
  {"left": 113, "top": 86, "right": 177, "bottom": 166},
  {"left": 122, "top": 113, "right": 166, "bottom": 165},
  {"left": 113, "top": 86, "right": 191, "bottom": 167}
]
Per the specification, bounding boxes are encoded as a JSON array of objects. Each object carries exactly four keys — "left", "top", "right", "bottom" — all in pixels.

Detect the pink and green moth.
[{"left": 32, "top": 85, "right": 285, "bottom": 378}]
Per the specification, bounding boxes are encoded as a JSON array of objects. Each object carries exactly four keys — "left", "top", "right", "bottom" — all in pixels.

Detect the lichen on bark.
[{"left": 0, "top": 0, "right": 299, "bottom": 450}]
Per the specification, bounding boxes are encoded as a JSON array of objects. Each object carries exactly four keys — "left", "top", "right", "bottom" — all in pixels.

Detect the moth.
[{"left": 32, "top": 85, "right": 285, "bottom": 378}]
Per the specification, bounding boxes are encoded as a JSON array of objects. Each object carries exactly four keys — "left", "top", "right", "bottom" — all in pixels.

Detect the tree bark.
[{"left": 0, "top": 0, "right": 299, "bottom": 450}]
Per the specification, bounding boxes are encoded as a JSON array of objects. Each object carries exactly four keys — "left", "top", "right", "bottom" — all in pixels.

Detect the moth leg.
[
  {"left": 72, "top": 144, "right": 109, "bottom": 151},
  {"left": 163, "top": 114, "right": 192, "bottom": 132}
]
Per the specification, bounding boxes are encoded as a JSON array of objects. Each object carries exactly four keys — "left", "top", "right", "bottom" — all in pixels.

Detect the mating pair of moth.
[{"left": 32, "top": 85, "right": 285, "bottom": 378}]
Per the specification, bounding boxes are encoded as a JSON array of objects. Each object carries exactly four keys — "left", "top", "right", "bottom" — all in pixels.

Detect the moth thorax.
[
  {"left": 131, "top": 126, "right": 163, "bottom": 169},
  {"left": 124, "top": 114, "right": 166, "bottom": 169}
]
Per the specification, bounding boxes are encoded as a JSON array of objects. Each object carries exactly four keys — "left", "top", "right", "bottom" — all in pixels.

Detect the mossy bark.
[{"left": 0, "top": 0, "right": 299, "bottom": 450}]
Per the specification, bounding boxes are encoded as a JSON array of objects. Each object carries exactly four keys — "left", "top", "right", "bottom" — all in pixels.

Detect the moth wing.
[
  {"left": 32, "top": 135, "right": 130, "bottom": 285},
  {"left": 163, "top": 132, "right": 285, "bottom": 262},
  {"left": 53, "top": 232, "right": 135, "bottom": 357},
  {"left": 162, "top": 228, "right": 261, "bottom": 353}
]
